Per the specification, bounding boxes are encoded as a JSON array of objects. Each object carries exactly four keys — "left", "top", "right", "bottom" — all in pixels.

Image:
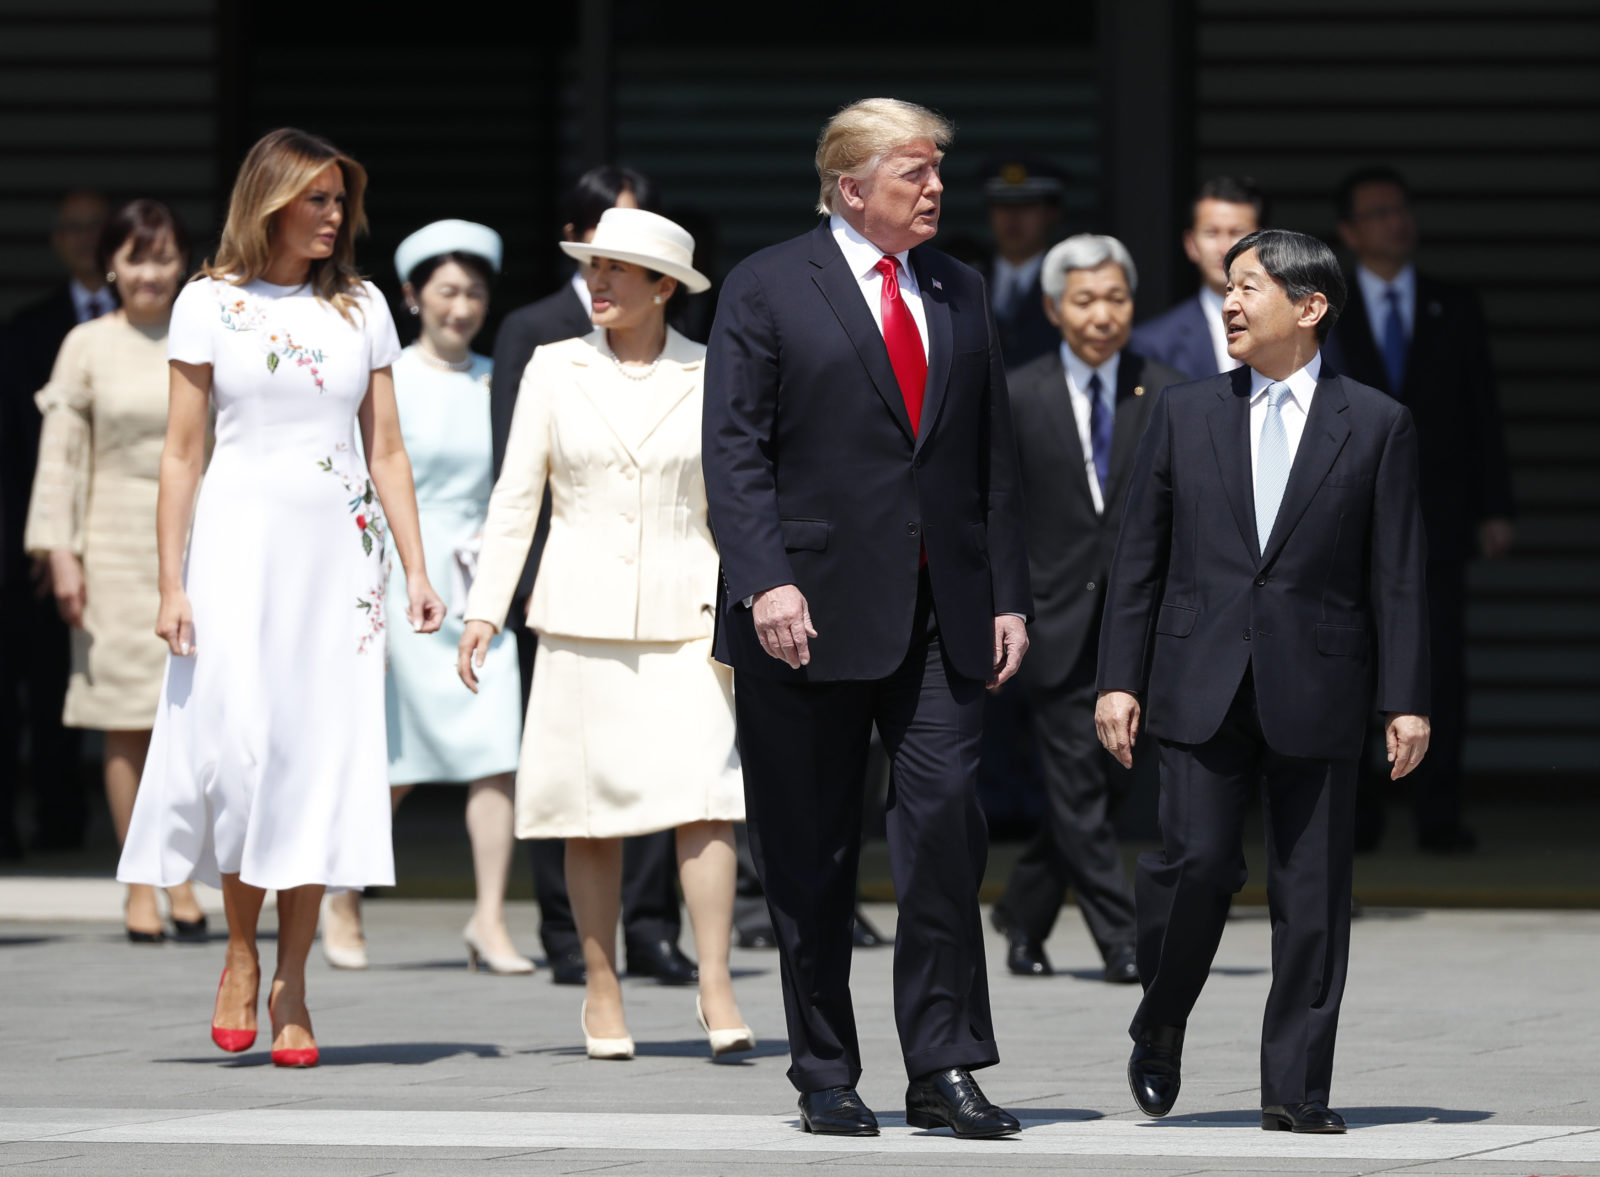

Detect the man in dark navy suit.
[
  {"left": 1096, "top": 229, "right": 1430, "bottom": 1133},
  {"left": 990, "top": 234, "right": 1185, "bottom": 985},
  {"left": 486, "top": 167, "right": 695, "bottom": 987},
  {"left": 1325, "top": 165, "right": 1514, "bottom": 854},
  {"left": 704, "top": 98, "right": 1032, "bottom": 1139},
  {"left": 1130, "top": 176, "right": 1266, "bottom": 380}
]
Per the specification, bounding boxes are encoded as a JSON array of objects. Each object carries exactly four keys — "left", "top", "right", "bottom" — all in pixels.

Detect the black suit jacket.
[
  {"left": 985, "top": 263, "right": 1059, "bottom": 369},
  {"left": 488, "top": 281, "right": 593, "bottom": 599},
  {"left": 1322, "top": 272, "right": 1513, "bottom": 561},
  {"left": 1009, "top": 348, "right": 1186, "bottom": 692},
  {"left": 1097, "top": 364, "right": 1430, "bottom": 760},
  {"left": 1129, "top": 293, "right": 1215, "bottom": 382},
  {"left": 2, "top": 287, "right": 78, "bottom": 590},
  {"left": 703, "top": 221, "right": 1032, "bottom": 684}
]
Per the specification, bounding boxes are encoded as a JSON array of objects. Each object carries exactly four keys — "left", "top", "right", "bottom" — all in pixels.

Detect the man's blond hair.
[{"left": 814, "top": 98, "right": 954, "bottom": 216}]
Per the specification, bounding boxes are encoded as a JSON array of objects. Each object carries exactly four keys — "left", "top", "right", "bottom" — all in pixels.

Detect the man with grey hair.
[
  {"left": 704, "top": 97, "right": 1031, "bottom": 1139},
  {"left": 1096, "top": 228, "right": 1430, "bottom": 1133},
  {"left": 991, "top": 234, "right": 1185, "bottom": 985}
]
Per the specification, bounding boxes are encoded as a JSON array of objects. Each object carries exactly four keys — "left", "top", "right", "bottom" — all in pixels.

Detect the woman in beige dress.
[
  {"left": 25, "top": 199, "right": 207, "bottom": 944},
  {"left": 459, "top": 208, "right": 750, "bottom": 1059}
]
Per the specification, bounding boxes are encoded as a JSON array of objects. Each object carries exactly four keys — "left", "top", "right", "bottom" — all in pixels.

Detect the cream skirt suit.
[{"left": 464, "top": 327, "right": 743, "bottom": 838}]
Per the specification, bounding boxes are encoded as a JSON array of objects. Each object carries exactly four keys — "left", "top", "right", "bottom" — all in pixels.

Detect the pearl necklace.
[
  {"left": 414, "top": 346, "right": 473, "bottom": 373},
  {"left": 599, "top": 338, "right": 663, "bottom": 382}
]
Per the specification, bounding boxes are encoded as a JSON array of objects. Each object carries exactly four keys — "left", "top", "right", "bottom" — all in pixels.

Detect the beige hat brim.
[{"left": 559, "top": 240, "right": 711, "bottom": 294}]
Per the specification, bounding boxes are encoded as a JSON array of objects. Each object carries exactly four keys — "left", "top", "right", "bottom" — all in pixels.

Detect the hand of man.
[
  {"left": 1385, "top": 713, "right": 1430, "bottom": 780},
  {"left": 1095, "top": 689, "right": 1141, "bottom": 769},
  {"left": 752, "top": 584, "right": 816, "bottom": 669},
  {"left": 1479, "top": 516, "right": 1515, "bottom": 560},
  {"left": 989, "top": 615, "right": 1029, "bottom": 690}
]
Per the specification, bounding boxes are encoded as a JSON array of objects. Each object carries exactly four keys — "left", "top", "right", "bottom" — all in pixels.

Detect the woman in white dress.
[
  {"left": 25, "top": 200, "right": 209, "bottom": 944},
  {"left": 458, "top": 208, "right": 751, "bottom": 1059},
  {"left": 320, "top": 220, "right": 528, "bottom": 974},
  {"left": 117, "top": 128, "right": 445, "bottom": 1068}
]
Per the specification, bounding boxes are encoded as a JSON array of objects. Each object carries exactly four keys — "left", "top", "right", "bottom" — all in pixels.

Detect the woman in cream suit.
[{"left": 459, "top": 208, "right": 751, "bottom": 1060}]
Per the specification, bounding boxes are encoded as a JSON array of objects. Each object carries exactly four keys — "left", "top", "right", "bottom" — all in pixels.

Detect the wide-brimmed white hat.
[
  {"left": 394, "top": 219, "right": 503, "bottom": 283},
  {"left": 559, "top": 208, "right": 710, "bottom": 294}
]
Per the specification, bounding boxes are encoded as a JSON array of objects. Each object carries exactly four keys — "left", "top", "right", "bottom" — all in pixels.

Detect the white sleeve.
[
  {"left": 363, "top": 282, "right": 402, "bottom": 370},
  {"left": 166, "top": 278, "right": 215, "bottom": 365}
]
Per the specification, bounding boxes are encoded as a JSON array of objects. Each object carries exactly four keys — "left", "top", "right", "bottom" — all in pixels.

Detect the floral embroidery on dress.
[
  {"left": 218, "top": 289, "right": 327, "bottom": 391},
  {"left": 318, "top": 443, "right": 389, "bottom": 652}
]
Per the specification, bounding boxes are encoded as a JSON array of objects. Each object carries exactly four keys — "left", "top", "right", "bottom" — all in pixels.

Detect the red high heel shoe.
[
  {"left": 268, "top": 992, "right": 319, "bottom": 1068},
  {"left": 210, "top": 968, "right": 257, "bottom": 1053}
]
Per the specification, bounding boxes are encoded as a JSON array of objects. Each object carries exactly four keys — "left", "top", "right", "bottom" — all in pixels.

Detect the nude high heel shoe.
[
  {"left": 580, "top": 1000, "right": 634, "bottom": 1060},
  {"left": 464, "top": 920, "right": 535, "bottom": 976},
  {"left": 319, "top": 892, "right": 368, "bottom": 970},
  {"left": 696, "top": 995, "right": 755, "bottom": 1058}
]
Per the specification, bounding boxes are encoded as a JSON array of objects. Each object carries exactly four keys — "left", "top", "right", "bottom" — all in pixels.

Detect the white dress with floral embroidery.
[{"left": 118, "top": 275, "right": 402, "bottom": 891}]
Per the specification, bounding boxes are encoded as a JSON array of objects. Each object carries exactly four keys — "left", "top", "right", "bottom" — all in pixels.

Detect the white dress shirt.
[
  {"left": 828, "top": 215, "right": 930, "bottom": 359},
  {"left": 1356, "top": 263, "right": 1415, "bottom": 354},
  {"left": 568, "top": 269, "right": 591, "bottom": 319},
  {"left": 1060, "top": 344, "right": 1118, "bottom": 514},
  {"left": 992, "top": 252, "right": 1044, "bottom": 318},
  {"left": 1198, "top": 286, "right": 1240, "bottom": 374},
  {"left": 1248, "top": 352, "right": 1321, "bottom": 485},
  {"left": 70, "top": 279, "right": 111, "bottom": 323}
]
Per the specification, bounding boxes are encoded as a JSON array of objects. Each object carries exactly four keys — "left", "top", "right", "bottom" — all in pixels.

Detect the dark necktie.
[
  {"left": 875, "top": 256, "right": 927, "bottom": 434},
  {"left": 1087, "top": 371, "right": 1112, "bottom": 501},
  {"left": 1381, "top": 286, "right": 1408, "bottom": 392}
]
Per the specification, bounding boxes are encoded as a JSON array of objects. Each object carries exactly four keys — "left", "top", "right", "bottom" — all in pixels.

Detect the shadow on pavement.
[
  {"left": 1151, "top": 1105, "right": 1492, "bottom": 1126},
  {"left": 157, "top": 1041, "right": 508, "bottom": 1067}
]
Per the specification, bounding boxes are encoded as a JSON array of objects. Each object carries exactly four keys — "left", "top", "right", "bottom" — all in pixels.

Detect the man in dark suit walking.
[
  {"left": 990, "top": 234, "right": 1185, "bottom": 986},
  {"left": 1096, "top": 229, "right": 1431, "bottom": 1133},
  {"left": 487, "top": 166, "right": 694, "bottom": 987},
  {"left": 704, "top": 98, "right": 1032, "bottom": 1139},
  {"left": 1130, "top": 176, "right": 1266, "bottom": 380},
  {"left": 1325, "top": 165, "right": 1514, "bottom": 853},
  {"left": 1, "top": 189, "right": 109, "bottom": 857}
]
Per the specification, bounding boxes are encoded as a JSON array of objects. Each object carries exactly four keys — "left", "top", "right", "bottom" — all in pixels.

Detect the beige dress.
[
  {"left": 464, "top": 328, "right": 744, "bottom": 839},
  {"left": 24, "top": 314, "right": 170, "bottom": 730}
]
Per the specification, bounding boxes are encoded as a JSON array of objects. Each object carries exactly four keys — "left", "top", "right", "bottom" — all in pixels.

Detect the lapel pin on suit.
[
  {"left": 1134, "top": 385, "right": 1145, "bottom": 397},
  {"left": 932, "top": 278, "right": 943, "bottom": 291}
]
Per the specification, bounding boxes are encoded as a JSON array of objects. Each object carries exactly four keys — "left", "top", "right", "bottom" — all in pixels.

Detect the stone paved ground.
[{"left": 1, "top": 895, "right": 1597, "bottom": 1175}]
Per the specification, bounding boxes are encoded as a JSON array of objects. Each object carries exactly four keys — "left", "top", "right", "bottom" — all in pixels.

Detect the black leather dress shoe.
[
  {"left": 548, "top": 948, "right": 586, "bottom": 986},
  {"left": 905, "top": 1067, "right": 1020, "bottom": 1138},
  {"left": 1005, "top": 935, "right": 1052, "bottom": 976},
  {"left": 626, "top": 939, "right": 698, "bottom": 985},
  {"left": 735, "top": 922, "right": 777, "bottom": 949},
  {"left": 798, "top": 1086, "right": 879, "bottom": 1136},
  {"left": 1103, "top": 944, "right": 1139, "bottom": 984},
  {"left": 852, "top": 908, "right": 888, "bottom": 948},
  {"left": 1262, "top": 1101, "right": 1346, "bottom": 1133},
  {"left": 1128, "top": 1024, "right": 1184, "bottom": 1117}
]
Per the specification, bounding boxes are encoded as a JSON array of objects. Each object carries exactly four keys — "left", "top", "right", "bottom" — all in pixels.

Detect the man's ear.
[
  {"left": 838, "top": 175, "right": 867, "bottom": 213},
  {"left": 1299, "top": 291, "right": 1329, "bottom": 332}
]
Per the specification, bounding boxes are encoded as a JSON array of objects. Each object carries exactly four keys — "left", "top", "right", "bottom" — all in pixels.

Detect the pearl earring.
[
  {"left": 652, "top": 295, "right": 662, "bottom": 305},
  {"left": 408, "top": 305, "right": 420, "bottom": 316},
  {"left": 106, "top": 271, "right": 117, "bottom": 284}
]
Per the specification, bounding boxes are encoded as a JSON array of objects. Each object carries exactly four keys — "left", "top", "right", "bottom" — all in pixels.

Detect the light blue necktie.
[
  {"left": 1255, "top": 381, "right": 1291, "bottom": 552},
  {"left": 1380, "top": 287, "right": 1408, "bottom": 392}
]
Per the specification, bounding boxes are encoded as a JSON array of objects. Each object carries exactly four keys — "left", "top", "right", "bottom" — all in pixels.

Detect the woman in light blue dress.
[{"left": 320, "top": 220, "right": 527, "bottom": 974}]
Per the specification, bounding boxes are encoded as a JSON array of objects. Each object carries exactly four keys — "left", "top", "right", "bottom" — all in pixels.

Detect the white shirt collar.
[
  {"left": 1061, "top": 343, "right": 1119, "bottom": 399},
  {"left": 1249, "top": 351, "right": 1322, "bottom": 406},
  {"left": 1198, "top": 285, "right": 1225, "bottom": 317},
  {"left": 1356, "top": 263, "right": 1415, "bottom": 318},
  {"left": 830, "top": 214, "right": 918, "bottom": 293},
  {"left": 994, "top": 252, "right": 1044, "bottom": 291},
  {"left": 568, "top": 269, "right": 591, "bottom": 316},
  {"left": 70, "top": 278, "right": 108, "bottom": 322}
]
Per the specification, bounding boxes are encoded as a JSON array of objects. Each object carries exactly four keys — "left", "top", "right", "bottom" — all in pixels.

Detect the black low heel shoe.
[
  {"left": 171, "top": 914, "right": 210, "bottom": 944},
  {"left": 126, "top": 927, "right": 164, "bottom": 944}
]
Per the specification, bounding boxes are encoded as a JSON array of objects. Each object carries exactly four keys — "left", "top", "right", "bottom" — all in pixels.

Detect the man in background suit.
[
  {"left": 1097, "top": 229, "right": 1430, "bottom": 1132},
  {"left": 1131, "top": 177, "right": 1265, "bottom": 380},
  {"left": 983, "top": 155, "right": 1065, "bottom": 368},
  {"left": 488, "top": 167, "right": 695, "bottom": 987},
  {"left": 705, "top": 98, "right": 1032, "bottom": 1138},
  {"left": 0, "top": 189, "right": 108, "bottom": 858},
  {"left": 991, "top": 235, "right": 1185, "bottom": 985},
  {"left": 1325, "top": 165, "right": 1514, "bottom": 854}
]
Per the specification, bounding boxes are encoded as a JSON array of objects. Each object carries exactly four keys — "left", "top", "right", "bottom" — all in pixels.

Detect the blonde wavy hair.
[
  {"left": 203, "top": 127, "right": 369, "bottom": 321},
  {"left": 815, "top": 98, "right": 954, "bottom": 216}
]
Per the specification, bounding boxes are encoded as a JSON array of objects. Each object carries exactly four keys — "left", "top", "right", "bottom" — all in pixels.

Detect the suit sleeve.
[
  {"left": 1458, "top": 291, "right": 1515, "bottom": 522},
  {"left": 1096, "top": 387, "right": 1175, "bottom": 694},
  {"left": 464, "top": 345, "right": 553, "bottom": 631},
  {"left": 701, "top": 263, "right": 794, "bottom": 607},
  {"left": 1371, "top": 403, "right": 1431, "bottom": 716},
  {"left": 489, "top": 312, "right": 537, "bottom": 479},
  {"left": 981, "top": 281, "right": 1033, "bottom": 619}
]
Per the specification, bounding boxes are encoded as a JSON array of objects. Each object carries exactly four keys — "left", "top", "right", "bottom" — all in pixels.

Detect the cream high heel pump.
[
  {"left": 463, "top": 921, "right": 535, "bottom": 976},
  {"left": 696, "top": 995, "right": 755, "bottom": 1058},
  {"left": 581, "top": 1000, "right": 634, "bottom": 1060}
]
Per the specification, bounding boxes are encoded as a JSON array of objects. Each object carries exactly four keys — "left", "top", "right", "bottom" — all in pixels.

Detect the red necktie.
[{"left": 875, "top": 256, "right": 927, "bottom": 435}]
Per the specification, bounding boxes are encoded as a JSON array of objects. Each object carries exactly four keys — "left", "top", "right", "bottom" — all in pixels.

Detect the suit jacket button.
[
  {"left": 1255, "top": 575, "right": 1267, "bottom": 586},
  {"left": 1086, "top": 580, "right": 1096, "bottom": 591},
  {"left": 1243, "top": 629, "right": 1252, "bottom": 641},
  {"left": 906, "top": 522, "right": 919, "bottom": 536}
]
